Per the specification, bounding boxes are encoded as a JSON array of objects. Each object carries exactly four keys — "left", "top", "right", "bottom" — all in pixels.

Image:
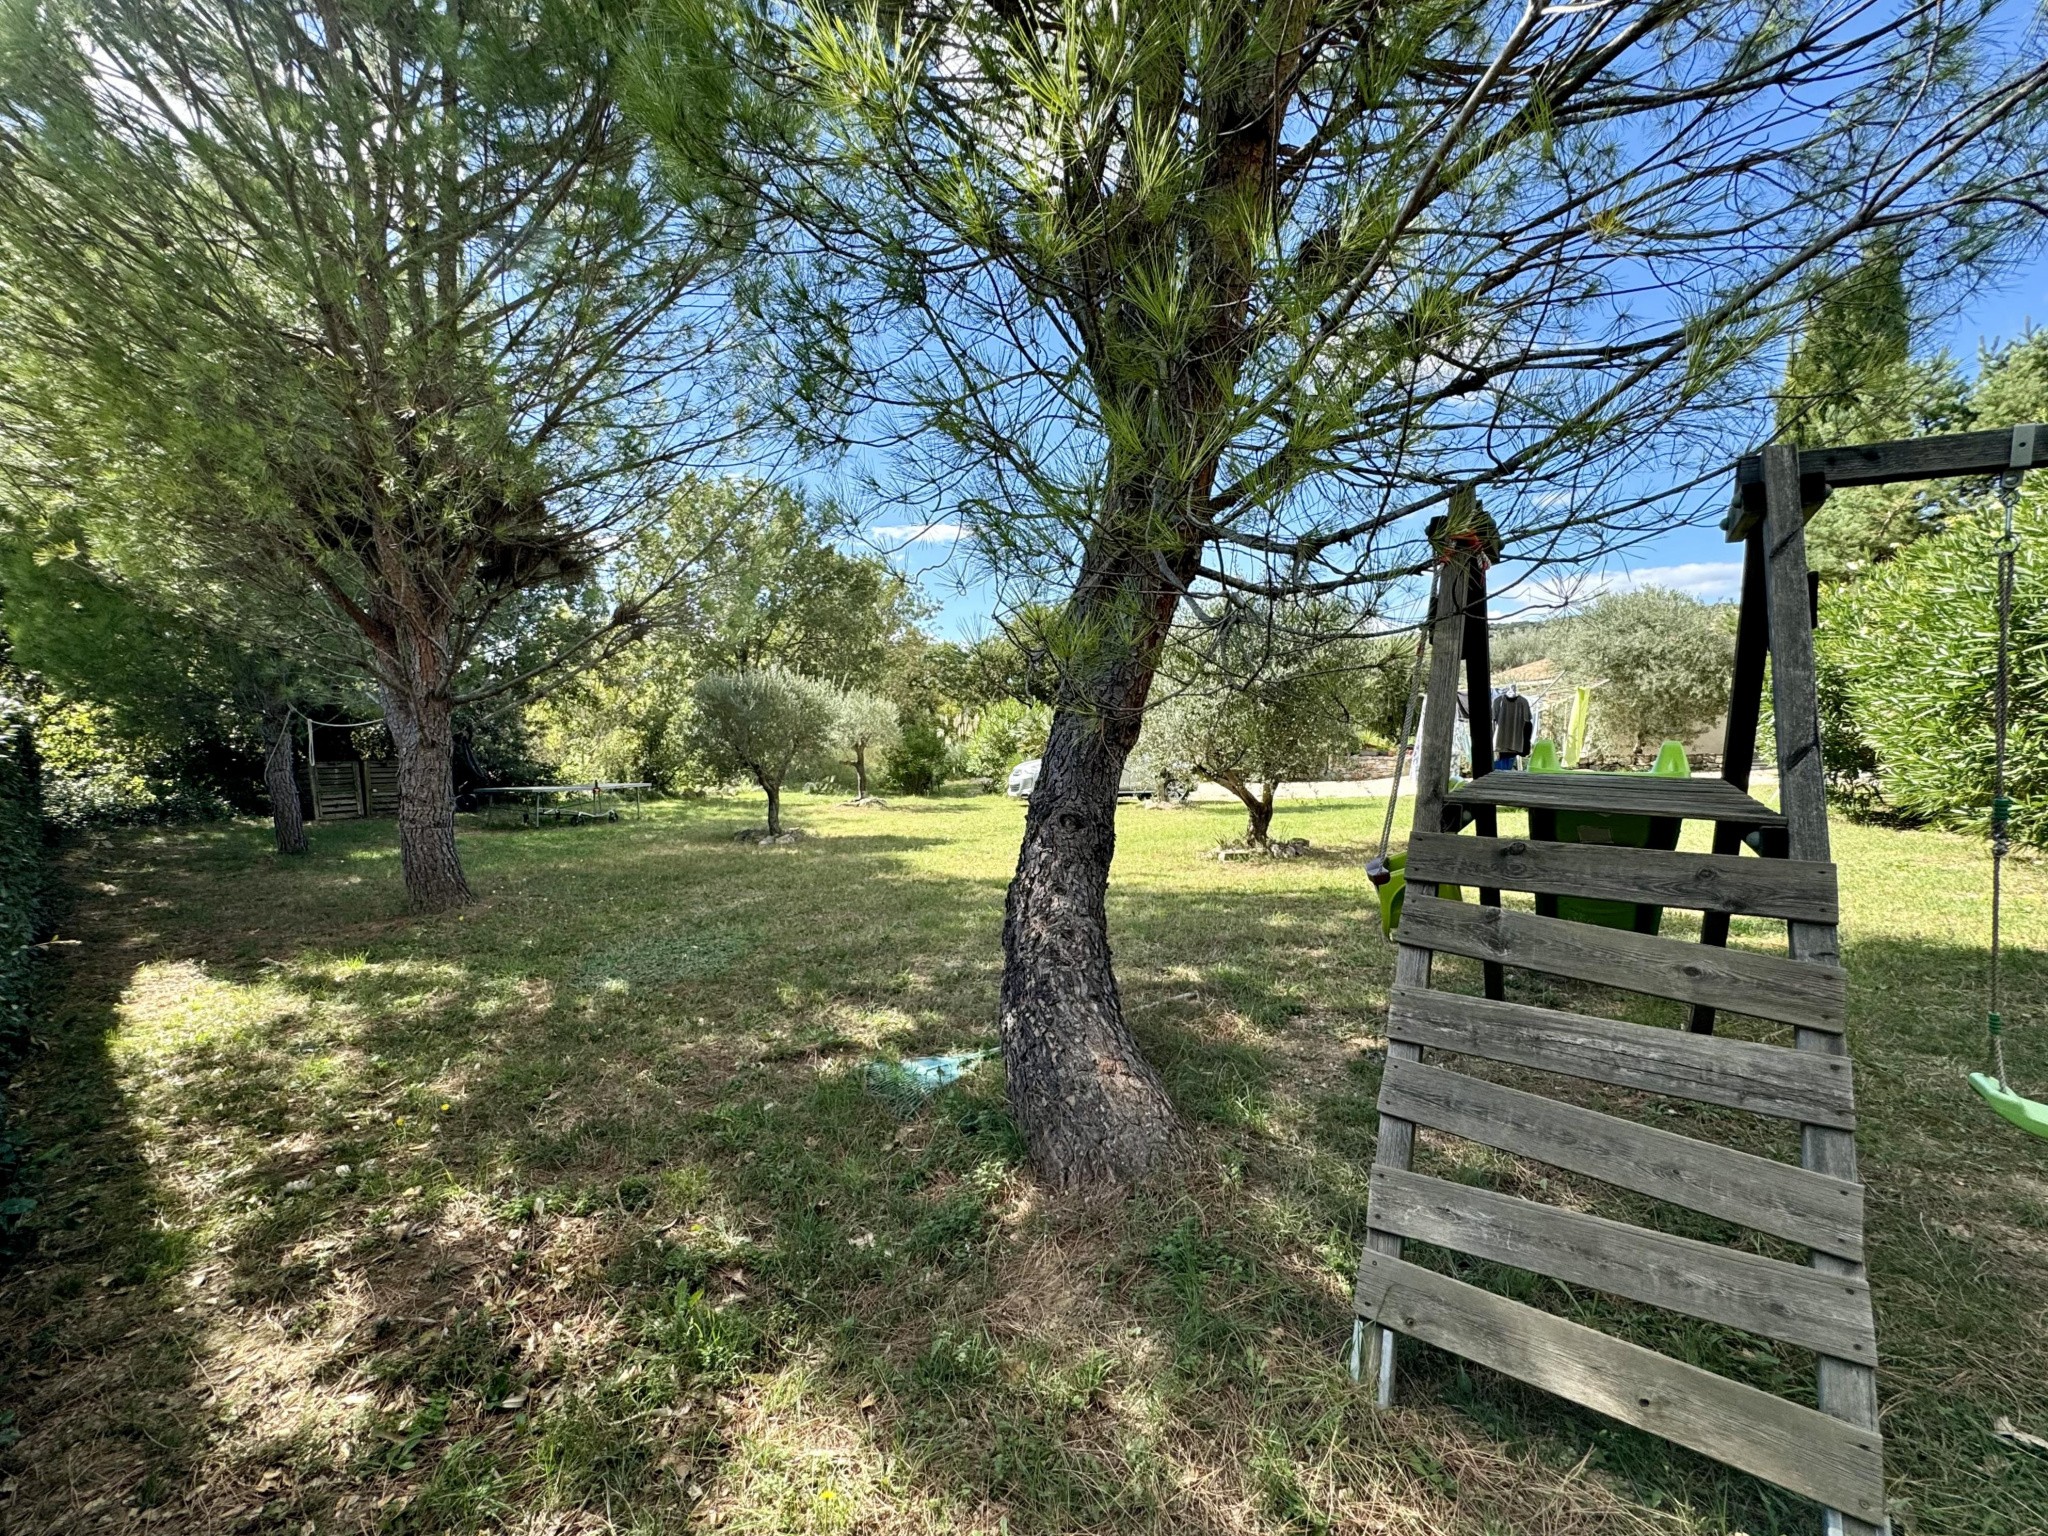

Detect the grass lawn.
[{"left": 0, "top": 790, "right": 2044, "bottom": 1535}]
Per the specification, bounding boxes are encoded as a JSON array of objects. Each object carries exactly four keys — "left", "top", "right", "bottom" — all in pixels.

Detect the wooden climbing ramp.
[{"left": 1351, "top": 431, "right": 2044, "bottom": 1534}]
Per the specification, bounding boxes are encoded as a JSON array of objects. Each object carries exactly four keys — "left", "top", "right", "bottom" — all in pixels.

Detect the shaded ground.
[{"left": 0, "top": 791, "right": 2042, "bottom": 1535}]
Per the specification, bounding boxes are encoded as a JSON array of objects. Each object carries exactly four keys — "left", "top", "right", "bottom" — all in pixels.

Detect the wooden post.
[
  {"left": 1362, "top": 552, "right": 1472, "bottom": 1405},
  {"left": 306, "top": 715, "right": 319, "bottom": 822},
  {"left": 1461, "top": 564, "right": 1506, "bottom": 1000},
  {"left": 1690, "top": 527, "right": 1772, "bottom": 1032},
  {"left": 1759, "top": 443, "right": 1885, "bottom": 1536}
]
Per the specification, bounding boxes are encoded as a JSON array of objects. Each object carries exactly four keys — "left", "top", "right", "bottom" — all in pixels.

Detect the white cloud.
[
  {"left": 1503, "top": 560, "right": 1746, "bottom": 616},
  {"left": 871, "top": 522, "right": 968, "bottom": 544}
]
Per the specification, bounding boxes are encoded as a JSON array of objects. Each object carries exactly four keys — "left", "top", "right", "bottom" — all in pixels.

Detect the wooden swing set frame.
[{"left": 1357, "top": 428, "right": 2048, "bottom": 1535}]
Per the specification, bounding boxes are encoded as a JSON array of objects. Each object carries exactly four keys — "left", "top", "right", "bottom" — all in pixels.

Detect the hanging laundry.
[{"left": 1493, "top": 691, "right": 1534, "bottom": 760}]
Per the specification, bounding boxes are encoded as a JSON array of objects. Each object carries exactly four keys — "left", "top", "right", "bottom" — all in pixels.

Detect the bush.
[
  {"left": 1817, "top": 492, "right": 2048, "bottom": 843},
  {"left": 884, "top": 716, "right": 956, "bottom": 795},
  {"left": 33, "top": 693, "right": 233, "bottom": 827},
  {"left": 961, "top": 698, "right": 1051, "bottom": 782}
]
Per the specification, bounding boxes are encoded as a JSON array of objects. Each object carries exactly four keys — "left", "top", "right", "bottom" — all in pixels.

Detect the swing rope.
[
  {"left": 1963, "top": 426, "right": 2048, "bottom": 1138},
  {"left": 1988, "top": 454, "right": 2021, "bottom": 1091}
]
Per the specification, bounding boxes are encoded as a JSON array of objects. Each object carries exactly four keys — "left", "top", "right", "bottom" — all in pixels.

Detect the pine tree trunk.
[
  {"left": 261, "top": 705, "right": 308, "bottom": 856},
  {"left": 996, "top": 0, "right": 1278, "bottom": 1185},
  {"left": 380, "top": 680, "right": 472, "bottom": 910},
  {"left": 999, "top": 533, "right": 1190, "bottom": 1188},
  {"left": 764, "top": 778, "right": 782, "bottom": 835}
]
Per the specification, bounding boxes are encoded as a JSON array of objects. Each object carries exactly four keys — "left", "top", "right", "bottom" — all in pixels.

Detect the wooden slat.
[
  {"left": 1729, "top": 424, "right": 2048, "bottom": 538},
  {"left": 1385, "top": 985, "right": 1855, "bottom": 1127},
  {"left": 1352, "top": 1251, "right": 1886, "bottom": 1524},
  {"left": 1446, "top": 771, "right": 1784, "bottom": 826},
  {"left": 1396, "top": 895, "right": 1846, "bottom": 1031},
  {"left": 1367, "top": 1167, "right": 1876, "bottom": 1360},
  {"left": 1762, "top": 442, "right": 1888, "bottom": 1534},
  {"left": 1364, "top": 549, "right": 1478, "bottom": 1406},
  {"left": 364, "top": 761, "right": 401, "bottom": 816},
  {"left": 1378, "top": 1059, "right": 1864, "bottom": 1259},
  {"left": 1407, "top": 834, "right": 1837, "bottom": 923}
]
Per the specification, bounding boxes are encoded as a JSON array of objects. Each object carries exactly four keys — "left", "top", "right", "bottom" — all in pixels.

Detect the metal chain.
[
  {"left": 1376, "top": 567, "right": 1442, "bottom": 865},
  {"left": 1990, "top": 466, "right": 2022, "bottom": 1088}
]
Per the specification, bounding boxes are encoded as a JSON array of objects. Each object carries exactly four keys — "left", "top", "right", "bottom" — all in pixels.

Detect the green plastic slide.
[{"left": 1534, "top": 740, "right": 1690, "bottom": 932}]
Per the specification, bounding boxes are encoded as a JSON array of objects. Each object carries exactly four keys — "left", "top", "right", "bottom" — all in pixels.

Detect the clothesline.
[{"left": 287, "top": 703, "right": 383, "bottom": 730}]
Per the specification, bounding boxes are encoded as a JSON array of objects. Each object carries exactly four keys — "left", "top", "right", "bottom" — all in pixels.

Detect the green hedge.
[
  {"left": 1817, "top": 492, "right": 2048, "bottom": 845},
  {"left": 0, "top": 711, "right": 45, "bottom": 1236}
]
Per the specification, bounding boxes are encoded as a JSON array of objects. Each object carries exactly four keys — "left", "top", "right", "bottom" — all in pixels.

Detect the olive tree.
[
  {"left": 689, "top": 668, "right": 840, "bottom": 834},
  {"left": 1553, "top": 590, "right": 1736, "bottom": 765},
  {"left": 1148, "top": 688, "right": 1355, "bottom": 849},
  {"left": 833, "top": 688, "right": 901, "bottom": 801},
  {"left": 643, "top": 0, "right": 2048, "bottom": 1184}
]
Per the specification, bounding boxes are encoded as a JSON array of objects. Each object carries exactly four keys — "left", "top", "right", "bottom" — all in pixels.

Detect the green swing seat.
[
  {"left": 1969, "top": 1072, "right": 2048, "bottom": 1140},
  {"left": 1369, "top": 850, "right": 1459, "bottom": 938}
]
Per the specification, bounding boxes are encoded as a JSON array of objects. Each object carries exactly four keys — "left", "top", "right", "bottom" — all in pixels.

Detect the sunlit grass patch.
[
  {"left": 577, "top": 925, "right": 755, "bottom": 993},
  {"left": 115, "top": 956, "right": 306, "bottom": 1054},
  {"left": 0, "top": 791, "right": 2042, "bottom": 1533}
]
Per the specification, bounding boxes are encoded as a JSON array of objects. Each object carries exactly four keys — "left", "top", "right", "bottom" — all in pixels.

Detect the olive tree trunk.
[
  {"left": 998, "top": 531, "right": 1193, "bottom": 1187},
  {"left": 260, "top": 704, "right": 308, "bottom": 856},
  {"left": 1209, "top": 769, "right": 1276, "bottom": 847},
  {"left": 378, "top": 674, "right": 472, "bottom": 911},
  {"left": 763, "top": 776, "right": 783, "bottom": 835},
  {"left": 1240, "top": 782, "right": 1277, "bottom": 847}
]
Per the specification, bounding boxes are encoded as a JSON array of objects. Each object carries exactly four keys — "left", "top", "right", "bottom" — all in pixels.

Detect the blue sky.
[{"left": 866, "top": 246, "right": 2048, "bottom": 642}]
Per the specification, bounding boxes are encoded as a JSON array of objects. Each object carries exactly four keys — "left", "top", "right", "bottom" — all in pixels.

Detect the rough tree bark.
[
  {"left": 260, "top": 703, "right": 308, "bottom": 856},
  {"left": 1240, "top": 782, "right": 1277, "bottom": 847},
  {"left": 852, "top": 745, "right": 869, "bottom": 800},
  {"left": 997, "top": 7, "right": 1281, "bottom": 1186},
  {"left": 763, "top": 775, "right": 783, "bottom": 835},
  {"left": 376, "top": 641, "right": 471, "bottom": 911},
  {"left": 999, "top": 525, "right": 1198, "bottom": 1186}
]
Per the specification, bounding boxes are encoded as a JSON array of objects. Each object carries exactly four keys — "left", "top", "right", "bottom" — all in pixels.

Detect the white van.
[{"left": 1007, "top": 757, "right": 1158, "bottom": 801}]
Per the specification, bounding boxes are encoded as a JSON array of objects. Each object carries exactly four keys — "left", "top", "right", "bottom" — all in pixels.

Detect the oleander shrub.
[
  {"left": 1817, "top": 491, "right": 2048, "bottom": 845},
  {"left": 961, "top": 698, "right": 1051, "bottom": 782},
  {"left": 884, "top": 716, "right": 958, "bottom": 796}
]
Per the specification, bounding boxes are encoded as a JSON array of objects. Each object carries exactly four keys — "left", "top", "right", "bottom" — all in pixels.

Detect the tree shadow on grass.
[
  {"left": 0, "top": 809, "right": 1006, "bottom": 1533},
  {"left": 5, "top": 807, "right": 2040, "bottom": 1535},
  {"left": 0, "top": 847, "right": 216, "bottom": 1529}
]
